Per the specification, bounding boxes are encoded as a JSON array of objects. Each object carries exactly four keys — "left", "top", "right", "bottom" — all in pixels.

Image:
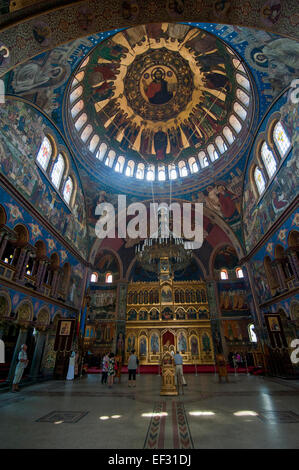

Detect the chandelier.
[{"left": 135, "top": 205, "right": 195, "bottom": 273}]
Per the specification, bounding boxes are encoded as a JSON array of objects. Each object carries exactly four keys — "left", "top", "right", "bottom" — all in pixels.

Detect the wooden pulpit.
[{"left": 160, "top": 351, "right": 178, "bottom": 396}]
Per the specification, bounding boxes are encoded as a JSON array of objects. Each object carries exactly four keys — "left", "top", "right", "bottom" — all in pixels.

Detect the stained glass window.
[
  {"left": 215, "top": 136, "right": 227, "bottom": 154},
  {"left": 273, "top": 121, "right": 291, "bottom": 158},
  {"left": 234, "top": 102, "right": 247, "bottom": 121},
  {"left": 178, "top": 161, "right": 188, "bottom": 177},
  {"left": 90, "top": 272, "right": 98, "bottom": 283},
  {"left": 168, "top": 164, "right": 177, "bottom": 179},
  {"left": 89, "top": 134, "right": 100, "bottom": 153},
  {"left": 261, "top": 142, "right": 277, "bottom": 178},
  {"left": 146, "top": 165, "right": 155, "bottom": 181},
  {"left": 106, "top": 272, "right": 113, "bottom": 283},
  {"left": 188, "top": 157, "right": 198, "bottom": 173},
  {"left": 51, "top": 153, "right": 65, "bottom": 189},
  {"left": 72, "top": 71, "right": 84, "bottom": 87},
  {"left": 223, "top": 126, "right": 235, "bottom": 144},
  {"left": 229, "top": 115, "right": 242, "bottom": 133},
  {"left": 70, "top": 86, "right": 83, "bottom": 104},
  {"left": 236, "top": 88, "right": 250, "bottom": 107},
  {"left": 158, "top": 165, "right": 166, "bottom": 181},
  {"left": 63, "top": 176, "right": 73, "bottom": 204},
  {"left": 136, "top": 163, "right": 145, "bottom": 179},
  {"left": 71, "top": 99, "right": 84, "bottom": 118},
  {"left": 236, "top": 267, "right": 244, "bottom": 278},
  {"left": 74, "top": 112, "right": 87, "bottom": 131},
  {"left": 115, "top": 156, "right": 125, "bottom": 173},
  {"left": 220, "top": 269, "right": 228, "bottom": 280},
  {"left": 96, "top": 142, "right": 107, "bottom": 160},
  {"left": 254, "top": 166, "right": 265, "bottom": 195},
  {"left": 81, "top": 124, "right": 93, "bottom": 143},
  {"left": 105, "top": 150, "right": 116, "bottom": 168},
  {"left": 36, "top": 136, "right": 52, "bottom": 171},
  {"left": 236, "top": 73, "right": 250, "bottom": 91},
  {"left": 126, "top": 160, "right": 135, "bottom": 177},
  {"left": 207, "top": 144, "right": 219, "bottom": 162},
  {"left": 198, "top": 151, "right": 209, "bottom": 168}
]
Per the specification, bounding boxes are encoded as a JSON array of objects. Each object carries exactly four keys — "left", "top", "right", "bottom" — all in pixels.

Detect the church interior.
[{"left": 0, "top": 0, "right": 298, "bottom": 451}]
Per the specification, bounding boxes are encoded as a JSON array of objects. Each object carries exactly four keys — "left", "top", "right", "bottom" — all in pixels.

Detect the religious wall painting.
[
  {"left": 201, "top": 332, "right": 212, "bottom": 352},
  {"left": 95, "top": 322, "right": 115, "bottom": 345},
  {"left": 190, "top": 335, "right": 199, "bottom": 356},
  {"left": 0, "top": 98, "right": 88, "bottom": 258},
  {"left": 177, "top": 331, "right": 187, "bottom": 353},
  {"left": 126, "top": 333, "right": 136, "bottom": 352},
  {"left": 149, "top": 308, "right": 159, "bottom": 321},
  {"left": 187, "top": 307, "right": 197, "bottom": 320},
  {"left": 139, "top": 335, "right": 147, "bottom": 356},
  {"left": 0, "top": 292, "right": 10, "bottom": 318},
  {"left": 198, "top": 307, "right": 209, "bottom": 319},
  {"left": 175, "top": 308, "right": 186, "bottom": 320},
  {"left": 150, "top": 332, "right": 160, "bottom": 354},
  {"left": 162, "top": 306, "right": 174, "bottom": 321},
  {"left": 128, "top": 309, "right": 137, "bottom": 321},
  {"left": 139, "top": 309, "right": 148, "bottom": 321},
  {"left": 161, "top": 284, "right": 172, "bottom": 304}
]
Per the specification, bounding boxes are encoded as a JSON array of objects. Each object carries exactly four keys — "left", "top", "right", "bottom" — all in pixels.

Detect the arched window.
[
  {"left": 63, "top": 176, "right": 73, "bottom": 205},
  {"left": 273, "top": 121, "right": 291, "bottom": 158},
  {"left": 146, "top": 165, "right": 155, "bottom": 181},
  {"left": 105, "top": 272, "right": 113, "bottom": 283},
  {"left": 188, "top": 157, "right": 199, "bottom": 173},
  {"left": 80, "top": 56, "right": 89, "bottom": 68},
  {"left": 72, "top": 71, "right": 84, "bottom": 87},
  {"left": 89, "top": 134, "right": 100, "bottom": 153},
  {"left": 198, "top": 151, "right": 209, "bottom": 168},
  {"left": 236, "top": 267, "right": 244, "bottom": 278},
  {"left": 178, "top": 161, "right": 188, "bottom": 177},
  {"left": 81, "top": 124, "right": 93, "bottom": 143},
  {"left": 158, "top": 164, "right": 166, "bottom": 181},
  {"left": 36, "top": 136, "right": 53, "bottom": 171},
  {"left": 254, "top": 166, "right": 265, "bottom": 196},
  {"left": 136, "top": 163, "right": 145, "bottom": 179},
  {"left": 71, "top": 100, "right": 84, "bottom": 119},
  {"left": 233, "top": 102, "right": 247, "bottom": 121},
  {"left": 115, "top": 155, "right": 125, "bottom": 173},
  {"left": 51, "top": 153, "right": 65, "bottom": 189},
  {"left": 215, "top": 136, "right": 227, "bottom": 154},
  {"left": 90, "top": 272, "right": 98, "bottom": 283},
  {"left": 168, "top": 163, "right": 177, "bottom": 179},
  {"left": 105, "top": 150, "right": 116, "bottom": 168},
  {"left": 248, "top": 324, "right": 257, "bottom": 342},
  {"left": 236, "top": 88, "right": 250, "bottom": 107},
  {"left": 74, "top": 112, "right": 87, "bottom": 131},
  {"left": 223, "top": 126, "right": 235, "bottom": 145},
  {"left": 220, "top": 269, "right": 228, "bottom": 280},
  {"left": 126, "top": 160, "right": 135, "bottom": 177},
  {"left": 261, "top": 141, "right": 277, "bottom": 178},
  {"left": 229, "top": 115, "right": 242, "bottom": 134},
  {"left": 207, "top": 144, "right": 219, "bottom": 162},
  {"left": 96, "top": 143, "right": 107, "bottom": 161}
]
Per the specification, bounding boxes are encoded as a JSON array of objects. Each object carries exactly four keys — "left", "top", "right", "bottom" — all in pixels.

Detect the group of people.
[{"left": 101, "top": 350, "right": 139, "bottom": 388}]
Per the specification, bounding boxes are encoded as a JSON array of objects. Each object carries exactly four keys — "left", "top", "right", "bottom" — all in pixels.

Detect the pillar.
[
  {"left": 13, "top": 247, "right": 28, "bottom": 281},
  {"left": 29, "top": 330, "right": 46, "bottom": 379},
  {"left": 7, "top": 327, "right": 28, "bottom": 383},
  {"left": 0, "top": 233, "right": 9, "bottom": 259},
  {"left": 286, "top": 249, "right": 299, "bottom": 283}
]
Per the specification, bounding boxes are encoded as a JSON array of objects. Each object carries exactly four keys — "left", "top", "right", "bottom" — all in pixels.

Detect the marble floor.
[{"left": 0, "top": 373, "right": 299, "bottom": 449}]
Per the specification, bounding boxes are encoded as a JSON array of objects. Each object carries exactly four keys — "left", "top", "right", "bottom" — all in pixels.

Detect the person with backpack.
[{"left": 127, "top": 349, "right": 138, "bottom": 387}]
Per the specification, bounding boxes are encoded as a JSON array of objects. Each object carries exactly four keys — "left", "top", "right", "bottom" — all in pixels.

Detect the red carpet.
[{"left": 87, "top": 365, "right": 256, "bottom": 374}]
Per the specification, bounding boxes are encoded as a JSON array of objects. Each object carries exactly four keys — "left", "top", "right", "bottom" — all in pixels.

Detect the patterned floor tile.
[{"left": 36, "top": 411, "right": 88, "bottom": 423}]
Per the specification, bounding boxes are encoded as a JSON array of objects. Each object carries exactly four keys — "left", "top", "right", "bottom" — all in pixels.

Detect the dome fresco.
[{"left": 67, "top": 24, "right": 253, "bottom": 183}]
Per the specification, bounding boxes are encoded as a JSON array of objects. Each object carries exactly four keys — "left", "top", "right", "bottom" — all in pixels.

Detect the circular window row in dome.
[{"left": 69, "top": 50, "right": 251, "bottom": 182}]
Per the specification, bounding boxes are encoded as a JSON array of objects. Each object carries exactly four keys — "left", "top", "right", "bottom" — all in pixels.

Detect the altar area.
[{"left": 125, "top": 276, "right": 215, "bottom": 366}]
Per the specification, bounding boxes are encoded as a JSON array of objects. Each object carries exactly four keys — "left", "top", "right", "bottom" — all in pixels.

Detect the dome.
[{"left": 65, "top": 23, "right": 254, "bottom": 195}]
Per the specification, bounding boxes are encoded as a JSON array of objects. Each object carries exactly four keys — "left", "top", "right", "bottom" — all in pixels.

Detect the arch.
[
  {"left": 16, "top": 299, "right": 33, "bottom": 322},
  {"left": 274, "top": 244, "right": 285, "bottom": 260},
  {"left": 36, "top": 306, "right": 50, "bottom": 326},
  {"left": 209, "top": 242, "right": 239, "bottom": 279},
  {"left": 125, "top": 160, "right": 135, "bottom": 177},
  {"left": 14, "top": 224, "right": 29, "bottom": 246},
  {"left": 96, "top": 142, "right": 108, "bottom": 161},
  {"left": 188, "top": 157, "right": 199, "bottom": 174},
  {"left": 115, "top": 155, "right": 125, "bottom": 173},
  {"left": 0, "top": 290, "right": 11, "bottom": 318},
  {"left": 260, "top": 141, "right": 277, "bottom": 179},
  {"left": 198, "top": 151, "right": 209, "bottom": 168},
  {"left": 90, "top": 272, "right": 98, "bottom": 283},
  {"left": 178, "top": 160, "right": 188, "bottom": 177},
  {"left": 63, "top": 175, "right": 74, "bottom": 205},
  {"left": 220, "top": 269, "right": 228, "bottom": 280},
  {"left": 89, "top": 242, "right": 124, "bottom": 279},
  {"left": 0, "top": 205, "right": 7, "bottom": 226},
  {"left": 253, "top": 165, "right": 266, "bottom": 196},
  {"left": 236, "top": 267, "right": 244, "bottom": 278},
  {"left": 50, "top": 153, "right": 65, "bottom": 189},
  {"left": 272, "top": 120, "right": 291, "bottom": 158},
  {"left": 288, "top": 230, "right": 299, "bottom": 248},
  {"left": 50, "top": 252, "right": 60, "bottom": 269},
  {"left": 34, "top": 240, "right": 47, "bottom": 258},
  {"left": 36, "top": 134, "right": 55, "bottom": 171},
  {"left": 105, "top": 272, "right": 113, "bottom": 283}
]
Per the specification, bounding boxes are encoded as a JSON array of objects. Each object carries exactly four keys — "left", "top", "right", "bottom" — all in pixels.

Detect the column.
[
  {"left": 206, "top": 280, "right": 226, "bottom": 358},
  {"left": 7, "top": 327, "right": 28, "bottom": 383},
  {"left": 286, "top": 249, "right": 299, "bottom": 283},
  {"left": 51, "top": 269, "right": 59, "bottom": 298},
  {"left": 0, "top": 233, "right": 9, "bottom": 259},
  {"left": 273, "top": 260, "right": 287, "bottom": 291},
  {"left": 36, "top": 260, "right": 48, "bottom": 291},
  {"left": 13, "top": 247, "right": 28, "bottom": 281},
  {"left": 29, "top": 329, "right": 46, "bottom": 379}
]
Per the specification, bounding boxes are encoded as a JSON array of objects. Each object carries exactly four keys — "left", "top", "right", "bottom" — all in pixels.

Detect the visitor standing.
[
  {"left": 12, "top": 344, "right": 29, "bottom": 392},
  {"left": 107, "top": 352, "right": 115, "bottom": 388},
  {"left": 128, "top": 349, "right": 138, "bottom": 387},
  {"left": 66, "top": 351, "right": 76, "bottom": 380},
  {"left": 101, "top": 352, "right": 109, "bottom": 384},
  {"left": 174, "top": 350, "right": 187, "bottom": 386}
]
